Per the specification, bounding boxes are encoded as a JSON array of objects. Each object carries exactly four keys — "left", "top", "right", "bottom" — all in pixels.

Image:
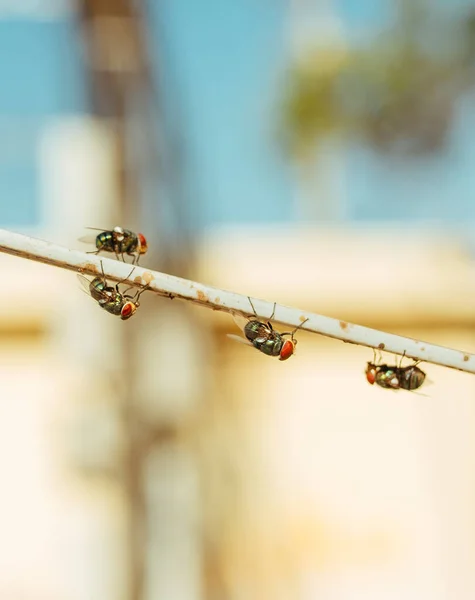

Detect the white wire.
[{"left": 0, "top": 227, "right": 473, "bottom": 374}]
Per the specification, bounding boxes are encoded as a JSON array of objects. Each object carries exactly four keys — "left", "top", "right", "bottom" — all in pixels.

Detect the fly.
[
  {"left": 78, "top": 262, "right": 149, "bottom": 320},
  {"left": 365, "top": 350, "right": 427, "bottom": 392},
  {"left": 228, "top": 297, "right": 308, "bottom": 361},
  {"left": 78, "top": 226, "right": 148, "bottom": 264}
]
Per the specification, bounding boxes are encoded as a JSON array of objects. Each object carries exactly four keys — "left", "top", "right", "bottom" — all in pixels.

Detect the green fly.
[
  {"left": 79, "top": 226, "right": 148, "bottom": 264},
  {"left": 228, "top": 297, "right": 308, "bottom": 361},
  {"left": 78, "top": 262, "right": 149, "bottom": 320},
  {"left": 366, "top": 350, "right": 428, "bottom": 392}
]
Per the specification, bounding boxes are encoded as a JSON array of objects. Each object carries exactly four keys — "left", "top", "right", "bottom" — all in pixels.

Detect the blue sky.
[
  {"left": 147, "top": 0, "right": 295, "bottom": 227},
  {"left": 1, "top": 1, "right": 475, "bottom": 229},
  {"left": 0, "top": 17, "right": 84, "bottom": 226}
]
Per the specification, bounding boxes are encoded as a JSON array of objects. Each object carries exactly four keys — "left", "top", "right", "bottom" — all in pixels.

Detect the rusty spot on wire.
[
  {"left": 82, "top": 262, "right": 99, "bottom": 274},
  {"left": 378, "top": 343, "right": 385, "bottom": 350},
  {"left": 196, "top": 290, "right": 208, "bottom": 302},
  {"left": 339, "top": 321, "right": 348, "bottom": 330}
]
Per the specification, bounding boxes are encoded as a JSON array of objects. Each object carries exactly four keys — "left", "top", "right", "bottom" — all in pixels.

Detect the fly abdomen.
[
  {"left": 399, "top": 366, "right": 426, "bottom": 390},
  {"left": 96, "top": 231, "right": 114, "bottom": 251},
  {"left": 121, "top": 232, "right": 139, "bottom": 254}
]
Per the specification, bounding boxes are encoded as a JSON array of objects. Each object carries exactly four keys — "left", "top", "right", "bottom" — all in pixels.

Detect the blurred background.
[{"left": 2, "top": 0, "right": 475, "bottom": 599}]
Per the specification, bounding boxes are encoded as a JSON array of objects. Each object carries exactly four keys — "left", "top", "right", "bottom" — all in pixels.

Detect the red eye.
[
  {"left": 138, "top": 233, "right": 148, "bottom": 252},
  {"left": 121, "top": 303, "right": 134, "bottom": 320},
  {"left": 279, "top": 340, "right": 295, "bottom": 361},
  {"left": 366, "top": 364, "right": 376, "bottom": 384}
]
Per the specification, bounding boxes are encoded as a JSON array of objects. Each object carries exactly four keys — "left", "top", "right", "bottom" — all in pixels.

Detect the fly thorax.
[
  {"left": 97, "top": 232, "right": 112, "bottom": 250},
  {"left": 401, "top": 367, "right": 425, "bottom": 390},
  {"left": 244, "top": 320, "right": 264, "bottom": 342}
]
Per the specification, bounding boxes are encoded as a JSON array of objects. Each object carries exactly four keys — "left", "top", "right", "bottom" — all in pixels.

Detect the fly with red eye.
[
  {"left": 365, "top": 350, "right": 429, "bottom": 392},
  {"left": 77, "top": 262, "right": 150, "bottom": 320},
  {"left": 228, "top": 297, "right": 308, "bottom": 361},
  {"left": 78, "top": 226, "right": 149, "bottom": 265},
  {"left": 117, "top": 280, "right": 150, "bottom": 321}
]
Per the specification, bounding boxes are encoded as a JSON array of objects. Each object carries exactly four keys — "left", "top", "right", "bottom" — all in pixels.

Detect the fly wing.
[
  {"left": 410, "top": 390, "right": 431, "bottom": 398},
  {"left": 77, "top": 274, "right": 93, "bottom": 296},
  {"left": 230, "top": 311, "right": 250, "bottom": 334},
  {"left": 409, "top": 376, "right": 433, "bottom": 397},
  {"left": 226, "top": 334, "right": 253, "bottom": 348},
  {"left": 78, "top": 234, "right": 98, "bottom": 244},
  {"left": 78, "top": 227, "right": 111, "bottom": 244},
  {"left": 422, "top": 375, "right": 434, "bottom": 388},
  {"left": 77, "top": 274, "right": 112, "bottom": 303}
]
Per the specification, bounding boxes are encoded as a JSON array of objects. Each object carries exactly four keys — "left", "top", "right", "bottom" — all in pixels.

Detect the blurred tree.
[{"left": 281, "top": 0, "right": 475, "bottom": 161}]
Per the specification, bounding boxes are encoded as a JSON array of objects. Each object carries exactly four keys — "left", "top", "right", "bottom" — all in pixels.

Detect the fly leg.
[
  {"left": 112, "top": 242, "right": 122, "bottom": 262},
  {"left": 269, "top": 302, "right": 276, "bottom": 321},
  {"left": 135, "top": 284, "right": 151, "bottom": 300},
  {"left": 247, "top": 296, "right": 258, "bottom": 318},
  {"left": 126, "top": 251, "right": 137, "bottom": 265},
  {"left": 124, "top": 284, "right": 151, "bottom": 306},
  {"left": 121, "top": 283, "right": 147, "bottom": 297},
  {"left": 397, "top": 351, "right": 407, "bottom": 369},
  {"left": 247, "top": 297, "right": 276, "bottom": 325},
  {"left": 115, "top": 267, "right": 136, "bottom": 293},
  {"left": 99, "top": 260, "right": 108, "bottom": 285},
  {"left": 267, "top": 302, "right": 277, "bottom": 329},
  {"left": 281, "top": 318, "right": 309, "bottom": 340}
]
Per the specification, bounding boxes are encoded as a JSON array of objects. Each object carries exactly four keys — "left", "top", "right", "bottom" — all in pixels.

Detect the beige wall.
[
  {"left": 196, "top": 228, "right": 475, "bottom": 600},
  {"left": 0, "top": 226, "right": 475, "bottom": 599},
  {"left": 199, "top": 327, "right": 475, "bottom": 600}
]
